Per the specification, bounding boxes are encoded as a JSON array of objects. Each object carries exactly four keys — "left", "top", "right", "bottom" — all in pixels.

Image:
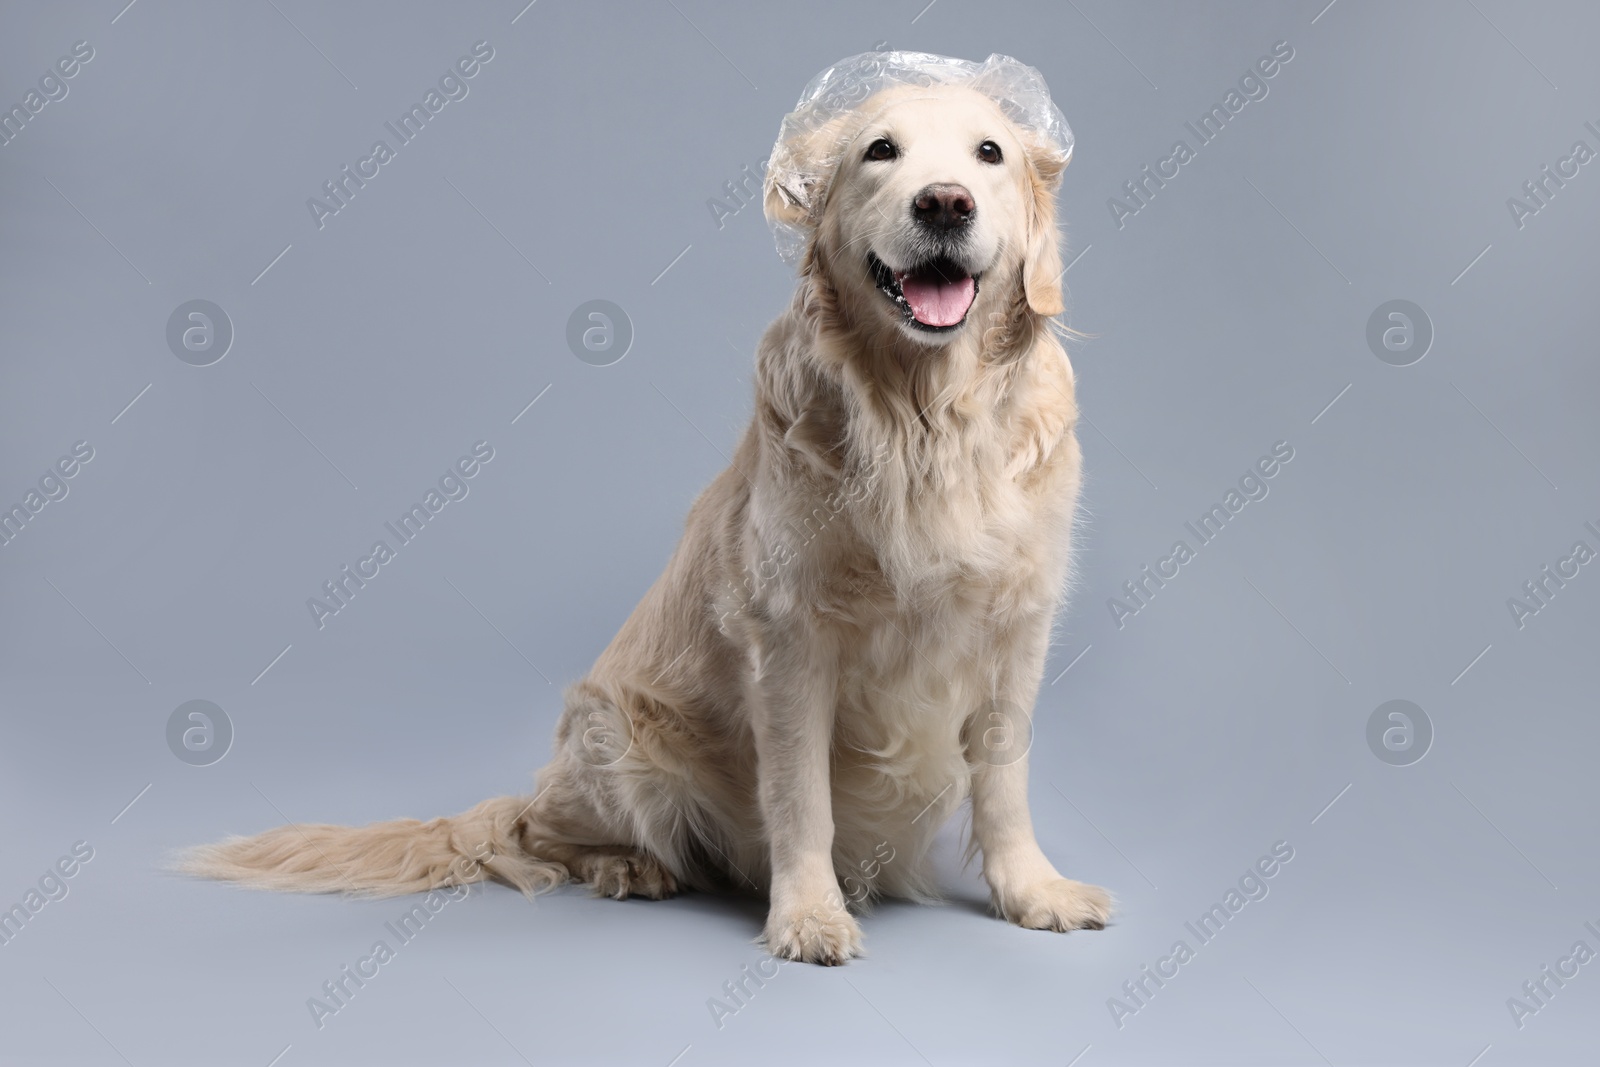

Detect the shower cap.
[{"left": 764, "top": 50, "right": 1073, "bottom": 264}]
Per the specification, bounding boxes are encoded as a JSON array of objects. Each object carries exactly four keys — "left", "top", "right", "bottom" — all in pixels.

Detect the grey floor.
[{"left": 3, "top": 1, "right": 1598, "bottom": 1064}]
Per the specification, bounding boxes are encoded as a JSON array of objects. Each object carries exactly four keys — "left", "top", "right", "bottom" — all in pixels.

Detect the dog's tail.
[{"left": 177, "top": 795, "right": 565, "bottom": 898}]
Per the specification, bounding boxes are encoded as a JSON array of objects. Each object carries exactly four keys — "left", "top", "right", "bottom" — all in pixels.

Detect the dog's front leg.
[
  {"left": 751, "top": 618, "right": 862, "bottom": 965},
  {"left": 969, "top": 623, "right": 1112, "bottom": 933}
]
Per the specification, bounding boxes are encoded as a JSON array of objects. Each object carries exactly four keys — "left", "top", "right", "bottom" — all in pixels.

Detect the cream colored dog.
[{"left": 185, "top": 73, "right": 1110, "bottom": 964}]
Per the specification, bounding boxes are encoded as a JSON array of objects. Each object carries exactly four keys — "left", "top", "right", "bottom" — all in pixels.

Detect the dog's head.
[{"left": 765, "top": 54, "right": 1071, "bottom": 347}]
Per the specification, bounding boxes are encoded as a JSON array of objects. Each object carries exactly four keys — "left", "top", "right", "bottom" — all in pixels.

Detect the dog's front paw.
[
  {"left": 763, "top": 901, "right": 864, "bottom": 965},
  {"left": 995, "top": 877, "right": 1112, "bottom": 932}
]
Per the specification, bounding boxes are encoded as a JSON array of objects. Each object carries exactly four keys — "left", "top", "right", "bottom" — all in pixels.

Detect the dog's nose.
[{"left": 912, "top": 184, "right": 975, "bottom": 231}]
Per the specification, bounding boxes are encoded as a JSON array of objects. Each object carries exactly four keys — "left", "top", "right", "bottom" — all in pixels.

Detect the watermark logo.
[
  {"left": 1507, "top": 122, "right": 1599, "bottom": 230},
  {"left": 1507, "top": 920, "right": 1600, "bottom": 1030},
  {"left": 0, "top": 440, "right": 95, "bottom": 549},
  {"left": 307, "top": 42, "right": 495, "bottom": 230},
  {"left": 167, "top": 700, "right": 233, "bottom": 766},
  {"left": 1507, "top": 522, "right": 1598, "bottom": 629},
  {"left": 571, "top": 699, "right": 634, "bottom": 768},
  {"left": 707, "top": 162, "right": 766, "bottom": 231},
  {"left": 706, "top": 955, "right": 790, "bottom": 1030},
  {"left": 706, "top": 837, "right": 895, "bottom": 1031},
  {"left": 166, "top": 300, "right": 233, "bottom": 366},
  {"left": 1366, "top": 700, "right": 1431, "bottom": 767},
  {"left": 717, "top": 444, "right": 893, "bottom": 635},
  {"left": 0, "top": 40, "right": 94, "bottom": 148},
  {"left": 307, "top": 442, "right": 495, "bottom": 629},
  {"left": 0, "top": 841, "right": 94, "bottom": 948},
  {"left": 306, "top": 844, "right": 488, "bottom": 1029},
  {"left": 1109, "top": 441, "right": 1294, "bottom": 629},
  {"left": 836, "top": 841, "right": 896, "bottom": 909},
  {"left": 1109, "top": 840, "right": 1295, "bottom": 1028},
  {"left": 1365, "top": 300, "right": 1431, "bottom": 366},
  {"left": 566, "top": 300, "right": 632, "bottom": 366},
  {"left": 970, "top": 698, "right": 1033, "bottom": 768},
  {"left": 1107, "top": 40, "right": 1294, "bottom": 229}
]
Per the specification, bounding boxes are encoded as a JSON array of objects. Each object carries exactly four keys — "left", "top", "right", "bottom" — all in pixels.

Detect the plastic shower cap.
[{"left": 765, "top": 50, "right": 1073, "bottom": 264}]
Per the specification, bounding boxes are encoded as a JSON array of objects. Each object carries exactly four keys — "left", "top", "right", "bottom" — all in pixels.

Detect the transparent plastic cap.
[{"left": 765, "top": 50, "right": 1072, "bottom": 264}]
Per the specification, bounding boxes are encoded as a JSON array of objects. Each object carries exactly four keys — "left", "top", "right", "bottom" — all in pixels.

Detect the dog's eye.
[
  {"left": 977, "top": 140, "right": 1003, "bottom": 164},
  {"left": 864, "top": 138, "right": 898, "bottom": 162}
]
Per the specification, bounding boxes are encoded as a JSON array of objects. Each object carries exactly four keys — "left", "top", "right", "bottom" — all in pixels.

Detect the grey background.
[{"left": 2, "top": 1, "right": 1596, "bottom": 1064}]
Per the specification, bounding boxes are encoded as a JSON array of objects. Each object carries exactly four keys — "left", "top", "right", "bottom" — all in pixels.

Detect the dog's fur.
[{"left": 184, "top": 82, "right": 1110, "bottom": 964}]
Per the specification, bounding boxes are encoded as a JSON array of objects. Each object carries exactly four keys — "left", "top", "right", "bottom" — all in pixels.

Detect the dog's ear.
[
  {"left": 764, "top": 114, "right": 857, "bottom": 239},
  {"left": 1021, "top": 140, "right": 1069, "bottom": 317},
  {"left": 764, "top": 173, "right": 815, "bottom": 233}
]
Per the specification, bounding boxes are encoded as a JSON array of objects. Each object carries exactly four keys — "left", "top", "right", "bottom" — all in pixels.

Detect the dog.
[{"left": 184, "top": 53, "right": 1110, "bottom": 965}]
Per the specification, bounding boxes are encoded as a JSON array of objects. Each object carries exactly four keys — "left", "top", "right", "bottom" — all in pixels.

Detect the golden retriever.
[{"left": 184, "top": 59, "right": 1110, "bottom": 965}]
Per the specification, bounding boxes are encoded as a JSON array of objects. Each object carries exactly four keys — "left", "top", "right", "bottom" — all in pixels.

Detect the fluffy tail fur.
[{"left": 178, "top": 795, "right": 565, "bottom": 898}]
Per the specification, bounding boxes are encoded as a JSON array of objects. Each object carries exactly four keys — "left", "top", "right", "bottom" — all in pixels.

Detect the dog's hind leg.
[
  {"left": 503, "top": 756, "right": 673, "bottom": 900},
  {"left": 548, "top": 846, "right": 679, "bottom": 900},
  {"left": 517, "top": 688, "right": 717, "bottom": 902}
]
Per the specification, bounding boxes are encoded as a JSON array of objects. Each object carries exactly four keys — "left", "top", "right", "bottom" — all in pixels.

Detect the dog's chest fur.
[{"left": 775, "top": 373, "right": 1078, "bottom": 847}]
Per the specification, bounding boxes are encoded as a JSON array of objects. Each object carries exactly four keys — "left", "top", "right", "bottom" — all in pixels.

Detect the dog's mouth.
[{"left": 869, "top": 253, "right": 980, "bottom": 331}]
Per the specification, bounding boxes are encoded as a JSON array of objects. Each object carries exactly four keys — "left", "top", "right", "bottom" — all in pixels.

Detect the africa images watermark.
[
  {"left": 0, "top": 841, "right": 95, "bottom": 948},
  {"left": 1107, "top": 40, "right": 1295, "bottom": 229},
  {"left": 1108, "top": 840, "right": 1296, "bottom": 1029},
  {"left": 305, "top": 842, "right": 491, "bottom": 1029},
  {"left": 1505, "top": 518, "right": 1598, "bottom": 629},
  {"left": 706, "top": 160, "right": 766, "bottom": 231},
  {"left": 0, "top": 440, "right": 95, "bottom": 549},
  {"left": 306, "top": 41, "right": 496, "bottom": 230},
  {"left": 716, "top": 443, "right": 893, "bottom": 635},
  {"left": 1505, "top": 919, "right": 1600, "bottom": 1030},
  {"left": 704, "top": 841, "right": 896, "bottom": 1031},
  {"left": 1506, "top": 120, "right": 1600, "bottom": 230},
  {"left": 702, "top": 37, "right": 888, "bottom": 234},
  {"left": 705, "top": 954, "right": 792, "bottom": 1031},
  {"left": 306, "top": 441, "right": 495, "bottom": 629},
  {"left": 0, "top": 39, "right": 95, "bottom": 148},
  {"left": 1108, "top": 441, "right": 1295, "bottom": 629}
]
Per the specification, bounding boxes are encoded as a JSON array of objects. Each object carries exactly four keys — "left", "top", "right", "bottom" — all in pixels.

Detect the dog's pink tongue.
[{"left": 899, "top": 274, "right": 975, "bottom": 327}]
